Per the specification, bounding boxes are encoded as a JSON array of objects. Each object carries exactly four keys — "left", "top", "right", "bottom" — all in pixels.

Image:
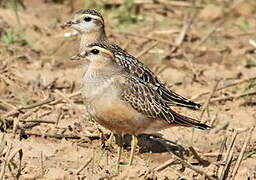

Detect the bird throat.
[{"left": 79, "top": 30, "right": 107, "bottom": 53}]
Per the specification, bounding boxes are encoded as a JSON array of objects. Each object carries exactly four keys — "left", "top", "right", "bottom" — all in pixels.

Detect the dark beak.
[
  {"left": 70, "top": 53, "right": 87, "bottom": 61},
  {"left": 66, "top": 21, "right": 74, "bottom": 26},
  {"left": 61, "top": 20, "right": 77, "bottom": 29},
  {"left": 70, "top": 54, "right": 82, "bottom": 61}
]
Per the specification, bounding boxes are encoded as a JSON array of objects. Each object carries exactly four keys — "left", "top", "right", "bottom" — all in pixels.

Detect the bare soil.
[{"left": 0, "top": 0, "right": 256, "bottom": 179}]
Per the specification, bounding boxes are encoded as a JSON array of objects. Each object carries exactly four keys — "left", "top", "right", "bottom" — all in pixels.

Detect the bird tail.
[
  {"left": 169, "top": 109, "right": 210, "bottom": 130},
  {"left": 161, "top": 88, "right": 201, "bottom": 110}
]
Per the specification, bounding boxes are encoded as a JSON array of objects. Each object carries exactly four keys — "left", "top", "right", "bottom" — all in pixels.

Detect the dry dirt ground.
[{"left": 0, "top": 0, "right": 256, "bottom": 179}]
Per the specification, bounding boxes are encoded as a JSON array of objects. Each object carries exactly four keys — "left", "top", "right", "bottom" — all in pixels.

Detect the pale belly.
[
  {"left": 86, "top": 92, "right": 170, "bottom": 135},
  {"left": 86, "top": 92, "right": 145, "bottom": 135},
  {"left": 82, "top": 77, "right": 170, "bottom": 135}
]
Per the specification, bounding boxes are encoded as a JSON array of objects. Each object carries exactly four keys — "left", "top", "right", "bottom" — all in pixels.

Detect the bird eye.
[
  {"left": 91, "top": 49, "right": 99, "bottom": 55},
  {"left": 84, "top": 17, "right": 91, "bottom": 22}
]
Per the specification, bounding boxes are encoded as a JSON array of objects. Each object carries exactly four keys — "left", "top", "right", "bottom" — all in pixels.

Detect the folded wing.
[
  {"left": 110, "top": 43, "right": 201, "bottom": 110},
  {"left": 120, "top": 75, "right": 210, "bottom": 130}
]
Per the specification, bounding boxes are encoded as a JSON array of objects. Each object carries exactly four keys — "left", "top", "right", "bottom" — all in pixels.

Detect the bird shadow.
[
  {"left": 114, "top": 134, "right": 210, "bottom": 168},
  {"left": 113, "top": 134, "right": 185, "bottom": 158},
  {"left": 121, "top": 134, "right": 184, "bottom": 153}
]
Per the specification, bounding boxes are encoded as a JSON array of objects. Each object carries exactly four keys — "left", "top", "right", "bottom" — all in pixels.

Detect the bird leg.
[
  {"left": 116, "top": 134, "right": 123, "bottom": 173},
  {"left": 129, "top": 135, "right": 138, "bottom": 165}
]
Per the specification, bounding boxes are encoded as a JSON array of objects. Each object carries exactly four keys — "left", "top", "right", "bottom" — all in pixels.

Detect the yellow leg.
[
  {"left": 116, "top": 134, "right": 123, "bottom": 173},
  {"left": 129, "top": 135, "right": 138, "bottom": 166}
]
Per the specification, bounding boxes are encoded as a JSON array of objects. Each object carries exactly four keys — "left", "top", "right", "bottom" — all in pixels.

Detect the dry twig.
[
  {"left": 154, "top": 142, "right": 216, "bottom": 179},
  {"left": 19, "top": 119, "right": 56, "bottom": 124},
  {"left": 175, "top": 156, "right": 217, "bottom": 180},
  {"left": 210, "top": 114, "right": 218, "bottom": 128},
  {"left": 200, "top": 80, "right": 220, "bottom": 121},
  {"left": 3, "top": 97, "right": 55, "bottom": 118},
  {"left": 175, "top": 11, "right": 197, "bottom": 47},
  {"left": 194, "top": 20, "right": 225, "bottom": 50},
  {"left": 0, "top": 99, "right": 16, "bottom": 110},
  {"left": 76, "top": 157, "right": 93, "bottom": 175},
  {"left": 157, "top": 0, "right": 202, "bottom": 8},
  {"left": 217, "top": 136, "right": 227, "bottom": 162},
  {"left": 135, "top": 41, "right": 158, "bottom": 59},
  {"left": 230, "top": 127, "right": 255, "bottom": 180},
  {"left": 219, "top": 130, "right": 238, "bottom": 179},
  {"left": 221, "top": 143, "right": 235, "bottom": 180},
  {"left": 215, "top": 136, "right": 227, "bottom": 177},
  {"left": 192, "top": 76, "right": 256, "bottom": 100},
  {"left": 0, "top": 144, "right": 13, "bottom": 180},
  {"left": 40, "top": 151, "right": 44, "bottom": 176},
  {"left": 8, "top": 148, "right": 23, "bottom": 179},
  {"left": 154, "top": 158, "right": 177, "bottom": 172},
  {"left": 205, "top": 91, "right": 256, "bottom": 104},
  {"left": 54, "top": 89, "right": 75, "bottom": 106},
  {"left": 105, "top": 0, "right": 203, "bottom": 7},
  {"left": 19, "top": 131, "right": 99, "bottom": 140},
  {"left": 119, "top": 31, "right": 170, "bottom": 45},
  {"left": 50, "top": 91, "right": 81, "bottom": 105},
  {"left": 189, "top": 146, "right": 207, "bottom": 165}
]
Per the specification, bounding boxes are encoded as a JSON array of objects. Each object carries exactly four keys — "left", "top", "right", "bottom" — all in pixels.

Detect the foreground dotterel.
[{"left": 76, "top": 42, "right": 210, "bottom": 171}]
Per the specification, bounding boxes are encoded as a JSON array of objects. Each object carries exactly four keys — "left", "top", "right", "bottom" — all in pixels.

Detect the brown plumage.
[
  {"left": 122, "top": 76, "right": 209, "bottom": 130},
  {"left": 64, "top": 9, "right": 210, "bottom": 170},
  {"left": 82, "top": 42, "right": 210, "bottom": 132},
  {"left": 77, "top": 42, "right": 210, "bottom": 169},
  {"left": 64, "top": 9, "right": 201, "bottom": 110}
]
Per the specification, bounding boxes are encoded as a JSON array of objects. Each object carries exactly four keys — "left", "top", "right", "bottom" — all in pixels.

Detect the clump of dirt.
[{"left": 0, "top": 0, "right": 255, "bottom": 179}]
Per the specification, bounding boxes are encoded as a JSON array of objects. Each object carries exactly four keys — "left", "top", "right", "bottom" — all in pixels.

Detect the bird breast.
[
  {"left": 81, "top": 73, "right": 117, "bottom": 100},
  {"left": 80, "top": 61, "right": 122, "bottom": 100}
]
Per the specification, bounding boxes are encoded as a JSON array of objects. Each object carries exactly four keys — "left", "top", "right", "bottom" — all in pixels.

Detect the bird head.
[{"left": 63, "top": 9, "right": 104, "bottom": 34}]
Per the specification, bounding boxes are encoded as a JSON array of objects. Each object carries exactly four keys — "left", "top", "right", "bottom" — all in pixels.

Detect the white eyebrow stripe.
[
  {"left": 88, "top": 46, "right": 114, "bottom": 58},
  {"left": 85, "top": 14, "right": 103, "bottom": 23}
]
